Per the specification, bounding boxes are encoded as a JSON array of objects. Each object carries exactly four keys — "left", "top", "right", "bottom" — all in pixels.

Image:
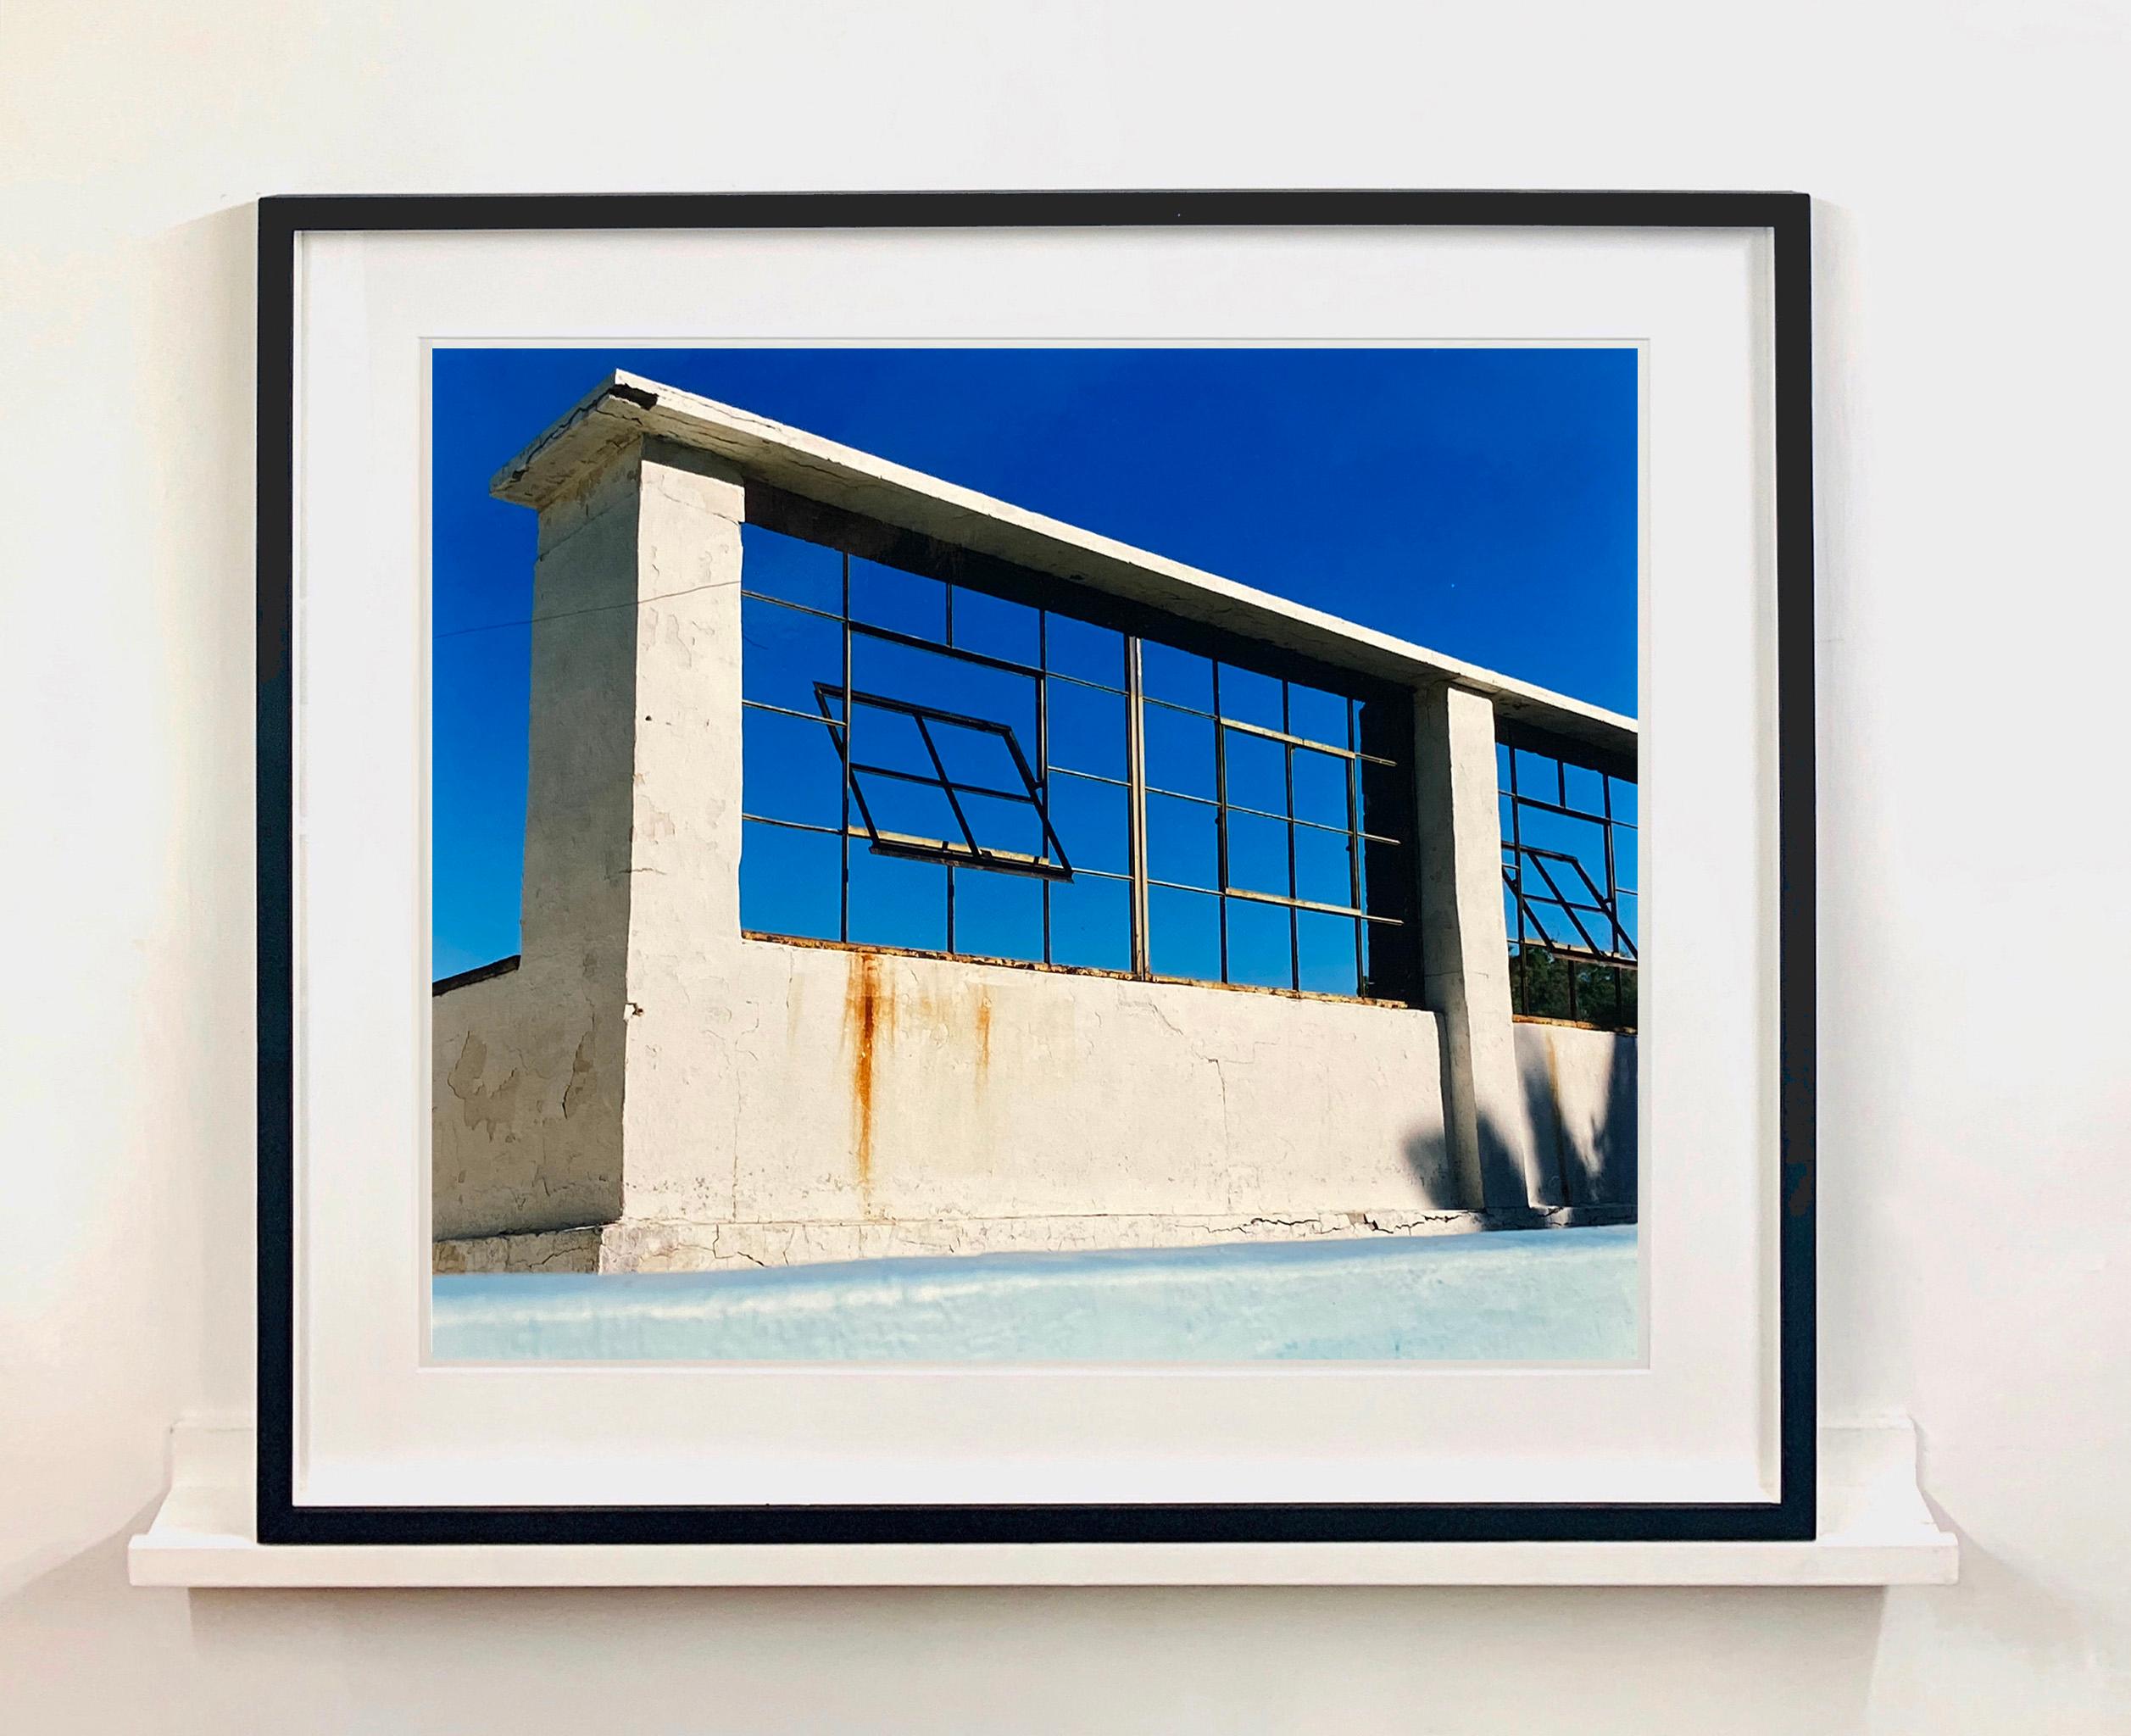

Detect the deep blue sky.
[{"left": 433, "top": 347, "right": 1637, "bottom": 976}]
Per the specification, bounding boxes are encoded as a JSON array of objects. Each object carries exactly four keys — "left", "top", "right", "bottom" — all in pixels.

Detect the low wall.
[
  {"left": 436, "top": 937, "right": 1466, "bottom": 1269},
  {"left": 1514, "top": 1021, "right": 1638, "bottom": 1208},
  {"left": 431, "top": 960, "right": 623, "bottom": 1240}
]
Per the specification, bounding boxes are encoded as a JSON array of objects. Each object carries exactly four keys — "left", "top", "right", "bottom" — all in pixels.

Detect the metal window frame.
[
  {"left": 1499, "top": 734, "right": 1638, "bottom": 1027},
  {"left": 815, "top": 680, "right": 1074, "bottom": 881},
  {"left": 737, "top": 516, "right": 1421, "bottom": 1005}
]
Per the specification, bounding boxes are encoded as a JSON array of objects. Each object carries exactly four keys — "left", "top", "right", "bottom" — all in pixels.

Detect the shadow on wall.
[
  {"left": 1516, "top": 1023, "right": 1637, "bottom": 1209},
  {"left": 1400, "top": 1118, "right": 1455, "bottom": 1202}
]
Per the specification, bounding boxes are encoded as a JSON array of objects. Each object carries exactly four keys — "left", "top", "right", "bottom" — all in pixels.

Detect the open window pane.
[
  {"left": 1049, "top": 772, "right": 1127, "bottom": 875},
  {"left": 740, "top": 524, "right": 843, "bottom": 615},
  {"left": 1049, "top": 873, "right": 1131, "bottom": 971},
  {"left": 1046, "top": 681, "right": 1127, "bottom": 781},
  {"left": 848, "top": 703, "right": 935, "bottom": 779},
  {"left": 740, "top": 820, "right": 841, "bottom": 942},
  {"left": 858, "top": 776, "right": 964, "bottom": 849},
  {"left": 1360, "top": 920, "right": 1405, "bottom": 1000},
  {"left": 949, "top": 586, "right": 1040, "bottom": 665},
  {"left": 849, "top": 556, "right": 947, "bottom": 639},
  {"left": 1290, "top": 747, "right": 1349, "bottom": 831},
  {"left": 928, "top": 721, "right": 1021, "bottom": 793},
  {"left": 953, "top": 867, "right": 1045, "bottom": 963},
  {"left": 1224, "top": 898, "right": 1295, "bottom": 991},
  {"left": 957, "top": 791, "right": 1044, "bottom": 860},
  {"left": 848, "top": 848, "right": 947, "bottom": 952},
  {"left": 1142, "top": 642, "right": 1213, "bottom": 712},
  {"left": 1149, "top": 887, "right": 1221, "bottom": 982},
  {"left": 1293, "top": 824, "right": 1357, "bottom": 910},
  {"left": 742, "top": 705, "right": 843, "bottom": 828},
  {"left": 1144, "top": 702, "right": 1216, "bottom": 798},
  {"left": 1217, "top": 663, "right": 1285, "bottom": 731},
  {"left": 1286, "top": 682, "right": 1350, "bottom": 750},
  {"left": 1296, "top": 910, "right": 1360, "bottom": 997},
  {"left": 1222, "top": 727, "right": 1286, "bottom": 816},
  {"left": 1225, "top": 810, "right": 1291, "bottom": 899},
  {"left": 1043, "top": 615, "right": 1126, "bottom": 689},
  {"left": 742, "top": 596, "right": 842, "bottom": 715},
  {"left": 1146, "top": 792, "right": 1218, "bottom": 892}
]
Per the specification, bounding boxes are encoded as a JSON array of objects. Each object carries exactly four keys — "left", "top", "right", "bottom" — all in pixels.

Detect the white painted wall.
[
  {"left": 1516, "top": 1022, "right": 1637, "bottom": 1209},
  {"left": 4, "top": 2, "right": 2128, "bottom": 1730}
]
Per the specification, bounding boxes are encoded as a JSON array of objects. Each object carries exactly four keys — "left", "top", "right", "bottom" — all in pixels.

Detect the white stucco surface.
[{"left": 1516, "top": 1021, "right": 1638, "bottom": 1208}]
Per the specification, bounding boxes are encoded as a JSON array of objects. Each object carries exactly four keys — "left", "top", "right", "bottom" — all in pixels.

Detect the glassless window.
[
  {"left": 739, "top": 520, "right": 1416, "bottom": 1001},
  {"left": 1498, "top": 737, "right": 1638, "bottom": 1029}
]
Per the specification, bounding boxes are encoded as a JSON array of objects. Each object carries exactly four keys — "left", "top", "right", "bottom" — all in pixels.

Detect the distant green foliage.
[{"left": 1510, "top": 946, "right": 1636, "bottom": 1031}]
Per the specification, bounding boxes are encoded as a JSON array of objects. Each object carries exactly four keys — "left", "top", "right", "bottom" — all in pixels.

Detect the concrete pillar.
[
  {"left": 1413, "top": 682, "right": 1564, "bottom": 1211},
  {"left": 510, "top": 436, "right": 750, "bottom": 1228},
  {"left": 610, "top": 442, "right": 750, "bottom": 1222}
]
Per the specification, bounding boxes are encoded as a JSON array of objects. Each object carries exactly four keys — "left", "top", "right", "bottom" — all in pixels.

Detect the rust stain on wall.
[
  {"left": 842, "top": 952, "right": 895, "bottom": 1199},
  {"left": 837, "top": 958, "right": 1003, "bottom": 1203},
  {"left": 973, "top": 988, "right": 993, "bottom": 1080}
]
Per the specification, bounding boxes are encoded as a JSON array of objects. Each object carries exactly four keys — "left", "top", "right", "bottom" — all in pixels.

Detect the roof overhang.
[{"left": 492, "top": 371, "right": 1637, "bottom": 767}]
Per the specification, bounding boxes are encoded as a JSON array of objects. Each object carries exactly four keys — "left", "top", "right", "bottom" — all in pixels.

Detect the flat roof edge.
[{"left": 490, "top": 372, "right": 1637, "bottom": 760}]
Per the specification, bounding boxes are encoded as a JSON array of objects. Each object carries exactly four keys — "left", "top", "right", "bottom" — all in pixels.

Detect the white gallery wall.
[{"left": 3, "top": 2, "right": 2127, "bottom": 1729}]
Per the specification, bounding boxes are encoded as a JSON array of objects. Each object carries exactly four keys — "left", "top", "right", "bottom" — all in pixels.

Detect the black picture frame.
[{"left": 256, "top": 189, "right": 1816, "bottom": 1547}]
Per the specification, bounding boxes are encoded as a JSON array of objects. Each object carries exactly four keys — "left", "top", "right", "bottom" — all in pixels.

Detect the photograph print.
[{"left": 426, "top": 342, "right": 1641, "bottom": 1365}]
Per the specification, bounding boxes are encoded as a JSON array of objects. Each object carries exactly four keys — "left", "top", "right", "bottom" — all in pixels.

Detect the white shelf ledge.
[{"left": 129, "top": 1421, "right": 1955, "bottom": 1589}]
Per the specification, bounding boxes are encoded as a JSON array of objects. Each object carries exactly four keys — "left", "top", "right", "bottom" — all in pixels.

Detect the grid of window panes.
[
  {"left": 1138, "top": 645, "right": 1405, "bottom": 997},
  {"left": 1498, "top": 740, "right": 1638, "bottom": 1030},
  {"left": 738, "top": 520, "right": 1412, "bottom": 999}
]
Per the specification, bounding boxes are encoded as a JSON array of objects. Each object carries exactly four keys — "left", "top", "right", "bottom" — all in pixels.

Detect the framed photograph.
[{"left": 258, "top": 190, "right": 1815, "bottom": 1547}]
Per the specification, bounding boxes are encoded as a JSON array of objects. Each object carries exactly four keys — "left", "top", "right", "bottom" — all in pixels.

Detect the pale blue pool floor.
[{"left": 433, "top": 1223, "right": 1639, "bottom": 1363}]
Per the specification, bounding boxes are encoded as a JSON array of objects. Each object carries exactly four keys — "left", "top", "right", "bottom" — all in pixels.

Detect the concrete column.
[
  {"left": 1413, "top": 682, "right": 1564, "bottom": 1211},
  {"left": 506, "top": 437, "right": 750, "bottom": 1231},
  {"left": 609, "top": 441, "right": 750, "bottom": 1224}
]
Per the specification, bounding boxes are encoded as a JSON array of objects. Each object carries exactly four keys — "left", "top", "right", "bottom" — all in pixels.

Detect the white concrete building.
[{"left": 433, "top": 374, "right": 1639, "bottom": 1274}]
